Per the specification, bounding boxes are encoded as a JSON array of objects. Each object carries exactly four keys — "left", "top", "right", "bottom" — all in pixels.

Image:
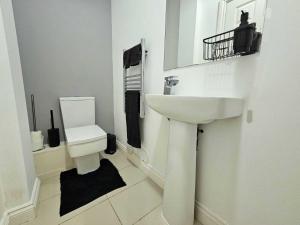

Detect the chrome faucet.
[{"left": 164, "top": 76, "right": 179, "bottom": 95}]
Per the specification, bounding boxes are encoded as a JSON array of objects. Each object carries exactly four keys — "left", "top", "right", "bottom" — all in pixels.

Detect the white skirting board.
[
  {"left": 1, "top": 178, "right": 40, "bottom": 225},
  {"left": 116, "top": 140, "right": 165, "bottom": 189},
  {"left": 0, "top": 214, "right": 9, "bottom": 225},
  {"left": 117, "top": 140, "right": 229, "bottom": 225},
  {"left": 195, "top": 201, "right": 229, "bottom": 225}
]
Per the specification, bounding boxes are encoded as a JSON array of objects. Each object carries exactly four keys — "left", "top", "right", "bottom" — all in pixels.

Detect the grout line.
[
  {"left": 58, "top": 195, "right": 109, "bottom": 225},
  {"left": 105, "top": 155, "right": 146, "bottom": 198},
  {"left": 38, "top": 178, "right": 61, "bottom": 204},
  {"left": 39, "top": 153, "right": 131, "bottom": 204},
  {"left": 107, "top": 178, "right": 147, "bottom": 200},
  {"left": 132, "top": 204, "right": 162, "bottom": 225},
  {"left": 102, "top": 153, "right": 132, "bottom": 171},
  {"left": 37, "top": 152, "right": 147, "bottom": 225},
  {"left": 56, "top": 154, "right": 132, "bottom": 224},
  {"left": 42, "top": 173, "right": 61, "bottom": 182},
  {"left": 132, "top": 200, "right": 162, "bottom": 225},
  {"left": 38, "top": 192, "right": 61, "bottom": 204},
  {"left": 39, "top": 171, "right": 62, "bottom": 181},
  {"left": 116, "top": 163, "right": 132, "bottom": 171},
  {"left": 107, "top": 178, "right": 160, "bottom": 225},
  {"left": 131, "top": 202, "right": 162, "bottom": 224},
  {"left": 108, "top": 198, "right": 123, "bottom": 225}
]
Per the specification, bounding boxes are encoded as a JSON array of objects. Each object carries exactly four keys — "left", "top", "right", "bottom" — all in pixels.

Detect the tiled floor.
[{"left": 23, "top": 150, "right": 200, "bottom": 225}]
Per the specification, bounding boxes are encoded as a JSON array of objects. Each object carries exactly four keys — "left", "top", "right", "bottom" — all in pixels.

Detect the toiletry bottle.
[{"left": 233, "top": 11, "right": 256, "bottom": 54}]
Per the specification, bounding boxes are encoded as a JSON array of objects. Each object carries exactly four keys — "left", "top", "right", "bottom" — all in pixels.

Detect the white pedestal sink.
[{"left": 145, "top": 95, "right": 244, "bottom": 225}]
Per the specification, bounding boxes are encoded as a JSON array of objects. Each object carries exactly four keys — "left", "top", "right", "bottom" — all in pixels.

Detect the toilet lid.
[{"left": 65, "top": 125, "right": 107, "bottom": 146}]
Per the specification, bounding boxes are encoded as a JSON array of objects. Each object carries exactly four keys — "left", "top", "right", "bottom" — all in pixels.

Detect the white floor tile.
[
  {"left": 26, "top": 151, "right": 201, "bottom": 225},
  {"left": 22, "top": 221, "right": 36, "bottom": 225},
  {"left": 59, "top": 194, "right": 108, "bottom": 223},
  {"left": 134, "top": 206, "right": 167, "bottom": 225},
  {"left": 134, "top": 206, "right": 202, "bottom": 225},
  {"left": 61, "top": 200, "right": 121, "bottom": 225},
  {"left": 39, "top": 175, "right": 60, "bottom": 202},
  {"left": 100, "top": 149, "right": 124, "bottom": 159},
  {"left": 34, "top": 195, "right": 61, "bottom": 225},
  {"left": 31, "top": 193, "right": 108, "bottom": 225},
  {"left": 100, "top": 149, "right": 131, "bottom": 170},
  {"left": 110, "top": 179, "right": 163, "bottom": 225},
  {"left": 107, "top": 164, "right": 146, "bottom": 198}
]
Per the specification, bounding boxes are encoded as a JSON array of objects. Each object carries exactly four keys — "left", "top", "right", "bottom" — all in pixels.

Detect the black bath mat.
[{"left": 60, "top": 158, "right": 126, "bottom": 216}]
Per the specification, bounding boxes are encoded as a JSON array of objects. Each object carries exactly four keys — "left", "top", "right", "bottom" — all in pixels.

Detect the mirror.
[{"left": 164, "top": 0, "right": 267, "bottom": 70}]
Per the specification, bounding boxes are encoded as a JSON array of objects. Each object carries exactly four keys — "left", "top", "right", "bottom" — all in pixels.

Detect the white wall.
[
  {"left": 1, "top": 0, "right": 36, "bottom": 194},
  {"left": 0, "top": 179, "right": 5, "bottom": 222},
  {"left": 112, "top": 0, "right": 300, "bottom": 224},
  {"left": 234, "top": 0, "right": 300, "bottom": 224},
  {"left": 196, "top": 118, "right": 242, "bottom": 223},
  {"left": 111, "top": 0, "right": 166, "bottom": 172},
  {"left": 0, "top": 0, "right": 36, "bottom": 213}
]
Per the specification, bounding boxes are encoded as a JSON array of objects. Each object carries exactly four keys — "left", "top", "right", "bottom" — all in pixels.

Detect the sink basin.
[
  {"left": 145, "top": 94, "right": 244, "bottom": 225},
  {"left": 146, "top": 94, "right": 244, "bottom": 124}
]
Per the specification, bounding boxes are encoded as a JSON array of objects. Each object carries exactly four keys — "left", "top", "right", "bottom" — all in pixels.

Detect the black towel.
[
  {"left": 123, "top": 44, "right": 142, "bottom": 69},
  {"left": 125, "top": 91, "right": 141, "bottom": 148}
]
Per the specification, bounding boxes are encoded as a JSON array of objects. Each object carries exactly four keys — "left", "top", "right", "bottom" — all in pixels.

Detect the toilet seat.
[
  {"left": 65, "top": 125, "right": 107, "bottom": 159},
  {"left": 65, "top": 125, "right": 106, "bottom": 146}
]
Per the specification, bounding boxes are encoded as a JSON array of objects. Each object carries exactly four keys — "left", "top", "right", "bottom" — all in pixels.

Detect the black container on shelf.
[
  {"left": 233, "top": 11, "right": 256, "bottom": 54},
  {"left": 48, "top": 110, "right": 60, "bottom": 147},
  {"left": 203, "top": 11, "right": 262, "bottom": 61}
]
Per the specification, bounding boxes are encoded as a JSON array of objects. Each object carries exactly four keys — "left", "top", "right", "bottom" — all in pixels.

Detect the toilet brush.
[
  {"left": 30, "top": 94, "right": 44, "bottom": 151},
  {"left": 48, "top": 110, "right": 60, "bottom": 147}
]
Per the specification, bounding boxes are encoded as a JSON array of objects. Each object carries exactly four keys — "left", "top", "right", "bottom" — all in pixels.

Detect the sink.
[
  {"left": 145, "top": 94, "right": 243, "bottom": 225},
  {"left": 146, "top": 94, "right": 244, "bottom": 124}
]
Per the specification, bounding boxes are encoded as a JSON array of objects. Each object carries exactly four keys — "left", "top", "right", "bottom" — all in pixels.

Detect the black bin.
[{"left": 105, "top": 133, "right": 116, "bottom": 154}]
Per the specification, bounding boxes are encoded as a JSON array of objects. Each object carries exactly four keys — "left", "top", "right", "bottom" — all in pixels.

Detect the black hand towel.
[
  {"left": 125, "top": 91, "right": 141, "bottom": 148},
  {"left": 123, "top": 44, "right": 142, "bottom": 69}
]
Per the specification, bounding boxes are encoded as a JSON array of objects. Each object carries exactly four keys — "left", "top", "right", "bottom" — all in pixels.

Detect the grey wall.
[{"left": 12, "top": 0, "right": 114, "bottom": 142}]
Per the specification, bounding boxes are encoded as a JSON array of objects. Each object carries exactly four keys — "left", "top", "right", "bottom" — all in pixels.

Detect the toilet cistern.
[
  {"left": 164, "top": 76, "right": 179, "bottom": 95},
  {"left": 60, "top": 97, "right": 107, "bottom": 175}
]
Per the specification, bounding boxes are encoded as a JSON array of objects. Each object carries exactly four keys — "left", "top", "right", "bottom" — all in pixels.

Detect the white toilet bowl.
[
  {"left": 60, "top": 97, "right": 107, "bottom": 175},
  {"left": 65, "top": 125, "right": 107, "bottom": 174}
]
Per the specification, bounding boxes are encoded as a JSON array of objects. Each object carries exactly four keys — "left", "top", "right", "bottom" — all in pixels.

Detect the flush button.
[{"left": 247, "top": 110, "right": 253, "bottom": 123}]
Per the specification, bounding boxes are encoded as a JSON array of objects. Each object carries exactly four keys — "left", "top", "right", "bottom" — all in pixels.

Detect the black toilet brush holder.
[{"left": 48, "top": 110, "right": 60, "bottom": 147}]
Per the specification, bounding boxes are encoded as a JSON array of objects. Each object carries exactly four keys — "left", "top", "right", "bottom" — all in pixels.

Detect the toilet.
[{"left": 59, "top": 97, "right": 107, "bottom": 175}]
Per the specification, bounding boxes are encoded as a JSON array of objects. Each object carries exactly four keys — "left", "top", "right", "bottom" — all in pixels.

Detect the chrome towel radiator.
[{"left": 123, "top": 38, "right": 147, "bottom": 118}]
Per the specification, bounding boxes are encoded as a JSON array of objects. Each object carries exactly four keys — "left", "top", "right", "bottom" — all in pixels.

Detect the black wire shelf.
[
  {"left": 203, "top": 29, "right": 237, "bottom": 61},
  {"left": 203, "top": 27, "right": 262, "bottom": 61}
]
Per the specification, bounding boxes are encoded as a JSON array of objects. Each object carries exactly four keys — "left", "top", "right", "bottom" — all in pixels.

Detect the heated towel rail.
[{"left": 123, "top": 38, "right": 147, "bottom": 118}]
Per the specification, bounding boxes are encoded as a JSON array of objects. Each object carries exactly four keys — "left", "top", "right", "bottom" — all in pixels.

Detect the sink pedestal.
[
  {"left": 162, "top": 120, "right": 197, "bottom": 225},
  {"left": 145, "top": 94, "right": 243, "bottom": 224}
]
